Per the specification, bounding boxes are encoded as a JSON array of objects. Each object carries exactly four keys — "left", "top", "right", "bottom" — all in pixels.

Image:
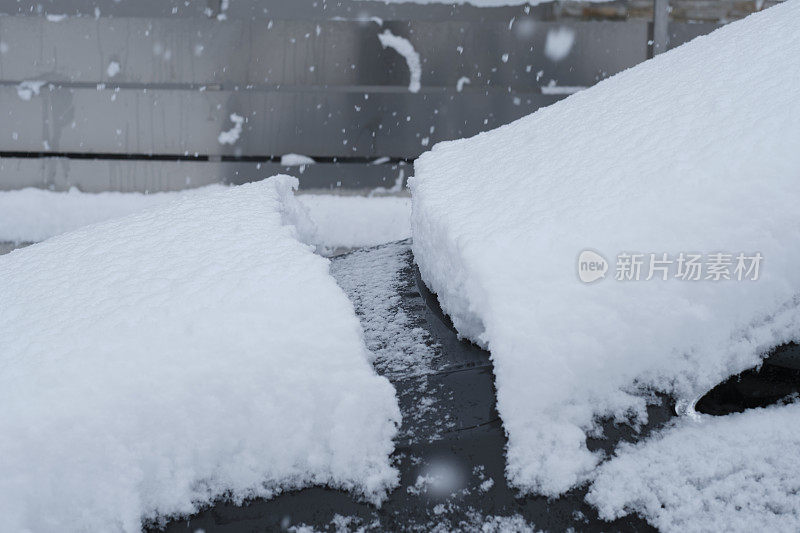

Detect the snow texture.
[
  {"left": 331, "top": 241, "right": 436, "bottom": 378},
  {"left": 0, "top": 187, "right": 411, "bottom": 252},
  {"left": 378, "top": 30, "right": 421, "bottom": 93},
  {"left": 218, "top": 113, "right": 244, "bottom": 144},
  {"left": 424, "top": 509, "right": 538, "bottom": 532},
  {"left": 301, "top": 194, "right": 411, "bottom": 253},
  {"left": 586, "top": 403, "right": 800, "bottom": 533},
  {"left": 331, "top": 241, "right": 455, "bottom": 445},
  {"left": 411, "top": 1, "right": 800, "bottom": 498},
  {"left": 0, "top": 177, "right": 400, "bottom": 532},
  {"left": 544, "top": 27, "right": 575, "bottom": 62}
]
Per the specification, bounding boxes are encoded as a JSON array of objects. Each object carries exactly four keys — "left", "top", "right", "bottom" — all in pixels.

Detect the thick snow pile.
[
  {"left": 586, "top": 403, "right": 800, "bottom": 532},
  {"left": 412, "top": 1, "right": 800, "bottom": 498},
  {"left": 299, "top": 194, "right": 411, "bottom": 253},
  {"left": 0, "top": 187, "right": 410, "bottom": 252},
  {"left": 0, "top": 177, "right": 400, "bottom": 532}
]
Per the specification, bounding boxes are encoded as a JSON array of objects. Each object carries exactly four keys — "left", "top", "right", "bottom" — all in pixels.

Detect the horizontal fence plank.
[
  {"left": 0, "top": 156, "right": 410, "bottom": 192},
  {"left": 0, "top": 0, "right": 723, "bottom": 191},
  {"left": 0, "top": 86, "right": 563, "bottom": 158},
  {"left": 0, "top": 18, "right": 648, "bottom": 90}
]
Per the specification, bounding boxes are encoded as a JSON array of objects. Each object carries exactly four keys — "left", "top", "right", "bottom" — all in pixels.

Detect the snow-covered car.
[{"left": 1, "top": 0, "right": 798, "bottom": 531}]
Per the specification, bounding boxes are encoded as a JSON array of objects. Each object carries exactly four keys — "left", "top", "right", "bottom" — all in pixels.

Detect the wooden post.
[{"left": 653, "top": 0, "right": 670, "bottom": 55}]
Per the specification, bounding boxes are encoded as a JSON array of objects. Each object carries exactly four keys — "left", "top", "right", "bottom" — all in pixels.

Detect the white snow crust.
[
  {"left": 281, "top": 153, "right": 316, "bottom": 166},
  {"left": 0, "top": 177, "right": 400, "bottom": 532},
  {"left": 218, "top": 113, "right": 244, "bottom": 145},
  {"left": 299, "top": 194, "right": 411, "bottom": 252},
  {"left": 411, "top": 1, "right": 800, "bottom": 497},
  {"left": 0, "top": 185, "right": 226, "bottom": 243},
  {"left": 378, "top": 30, "right": 421, "bottom": 93},
  {"left": 0, "top": 187, "right": 411, "bottom": 252},
  {"left": 586, "top": 403, "right": 800, "bottom": 532}
]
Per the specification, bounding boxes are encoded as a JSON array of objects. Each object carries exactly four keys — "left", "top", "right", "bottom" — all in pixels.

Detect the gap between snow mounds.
[
  {"left": 331, "top": 240, "right": 497, "bottom": 446},
  {"left": 158, "top": 240, "right": 661, "bottom": 532},
  {"left": 331, "top": 240, "right": 441, "bottom": 379},
  {"left": 331, "top": 239, "right": 684, "bottom": 451}
]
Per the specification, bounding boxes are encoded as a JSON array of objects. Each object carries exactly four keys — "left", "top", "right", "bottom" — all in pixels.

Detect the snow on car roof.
[
  {"left": 411, "top": 0, "right": 800, "bottom": 507},
  {"left": 0, "top": 176, "right": 400, "bottom": 531},
  {"left": 587, "top": 402, "right": 800, "bottom": 532}
]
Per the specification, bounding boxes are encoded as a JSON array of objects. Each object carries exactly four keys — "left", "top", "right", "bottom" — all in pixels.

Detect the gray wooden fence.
[{"left": 0, "top": 0, "right": 721, "bottom": 192}]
